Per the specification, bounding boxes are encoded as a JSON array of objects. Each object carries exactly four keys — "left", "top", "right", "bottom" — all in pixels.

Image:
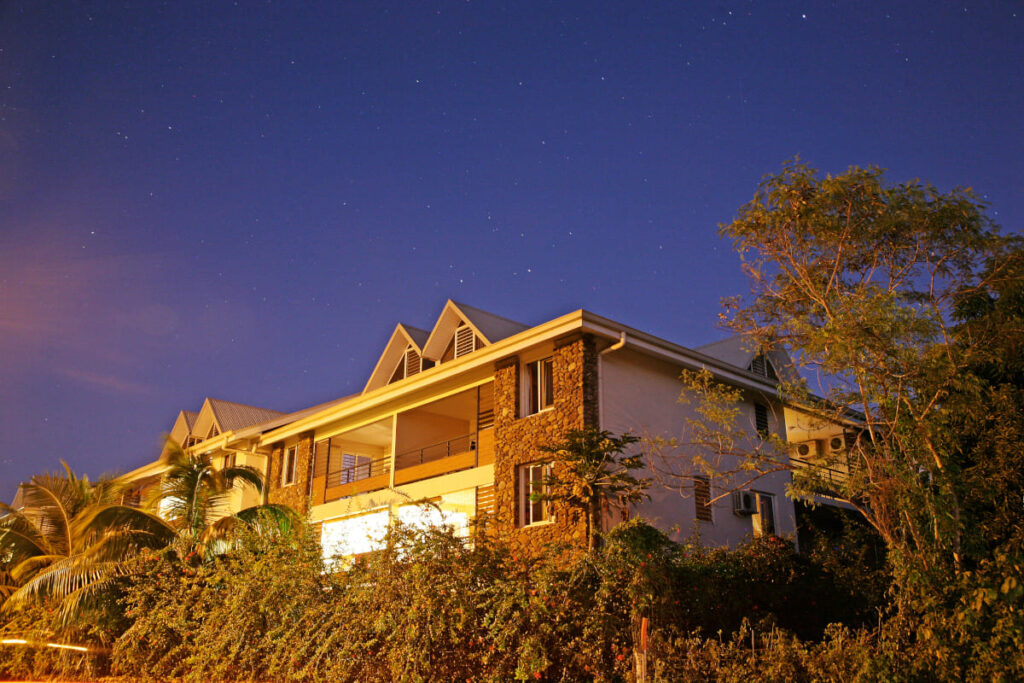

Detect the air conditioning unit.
[
  {"left": 732, "top": 491, "right": 757, "bottom": 516},
  {"left": 791, "top": 439, "right": 821, "bottom": 459},
  {"left": 826, "top": 435, "right": 847, "bottom": 456}
]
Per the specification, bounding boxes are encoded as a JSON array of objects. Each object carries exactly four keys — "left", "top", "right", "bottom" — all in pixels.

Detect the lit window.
[
  {"left": 694, "top": 476, "right": 713, "bottom": 522},
  {"left": 339, "top": 454, "right": 372, "bottom": 485},
  {"left": 519, "top": 462, "right": 552, "bottom": 526},
  {"left": 753, "top": 492, "right": 776, "bottom": 537},
  {"left": 224, "top": 453, "right": 236, "bottom": 469},
  {"left": 282, "top": 446, "right": 297, "bottom": 486},
  {"left": 525, "top": 357, "right": 554, "bottom": 415}
]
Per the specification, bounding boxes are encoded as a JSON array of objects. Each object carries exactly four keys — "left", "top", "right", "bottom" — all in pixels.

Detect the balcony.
[
  {"left": 789, "top": 455, "right": 850, "bottom": 499},
  {"left": 394, "top": 429, "right": 494, "bottom": 486},
  {"left": 312, "top": 384, "right": 495, "bottom": 505},
  {"left": 324, "top": 455, "right": 392, "bottom": 500}
]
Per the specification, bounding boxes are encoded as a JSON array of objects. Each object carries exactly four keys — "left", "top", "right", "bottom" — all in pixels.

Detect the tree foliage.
[
  {"left": 147, "top": 439, "right": 299, "bottom": 560},
  {"left": 537, "top": 428, "right": 649, "bottom": 550},
  {"left": 705, "top": 159, "right": 1022, "bottom": 598},
  {"left": 0, "top": 462, "right": 175, "bottom": 623}
]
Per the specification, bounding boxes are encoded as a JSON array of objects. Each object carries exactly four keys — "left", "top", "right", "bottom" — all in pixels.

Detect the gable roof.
[
  {"left": 697, "top": 335, "right": 797, "bottom": 383},
  {"left": 207, "top": 398, "right": 285, "bottom": 432},
  {"left": 364, "top": 324, "right": 432, "bottom": 393},
  {"left": 449, "top": 300, "right": 528, "bottom": 344},
  {"left": 421, "top": 300, "right": 528, "bottom": 359},
  {"left": 696, "top": 335, "right": 756, "bottom": 369}
]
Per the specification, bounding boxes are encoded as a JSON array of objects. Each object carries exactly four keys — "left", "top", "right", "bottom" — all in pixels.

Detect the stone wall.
[
  {"left": 492, "top": 333, "right": 600, "bottom": 558},
  {"left": 265, "top": 432, "right": 314, "bottom": 514}
]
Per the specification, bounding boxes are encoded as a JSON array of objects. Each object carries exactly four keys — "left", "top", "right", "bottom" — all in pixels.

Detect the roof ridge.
[{"left": 449, "top": 300, "right": 528, "bottom": 328}]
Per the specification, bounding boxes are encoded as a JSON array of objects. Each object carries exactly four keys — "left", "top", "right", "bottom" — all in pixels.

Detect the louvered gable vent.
[
  {"left": 454, "top": 324, "right": 475, "bottom": 358},
  {"left": 404, "top": 347, "right": 421, "bottom": 377},
  {"left": 389, "top": 345, "right": 422, "bottom": 384},
  {"left": 749, "top": 353, "right": 778, "bottom": 380}
]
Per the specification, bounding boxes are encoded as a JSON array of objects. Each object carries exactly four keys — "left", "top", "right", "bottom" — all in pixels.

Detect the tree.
[
  {"left": 148, "top": 440, "right": 299, "bottom": 560},
  {"left": 670, "top": 160, "right": 1021, "bottom": 596},
  {"left": 0, "top": 462, "right": 175, "bottom": 622},
  {"left": 537, "top": 428, "right": 649, "bottom": 550}
]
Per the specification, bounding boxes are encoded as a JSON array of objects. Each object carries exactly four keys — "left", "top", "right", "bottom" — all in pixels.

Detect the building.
[{"left": 125, "top": 300, "right": 851, "bottom": 558}]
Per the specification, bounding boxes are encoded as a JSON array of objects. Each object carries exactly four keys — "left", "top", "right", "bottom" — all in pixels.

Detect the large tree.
[{"left": 672, "top": 160, "right": 1021, "bottom": 595}]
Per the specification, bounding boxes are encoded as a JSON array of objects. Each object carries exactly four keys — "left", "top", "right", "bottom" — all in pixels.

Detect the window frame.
[
  {"left": 518, "top": 462, "right": 553, "bottom": 527},
  {"left": 753, "top": 492, "right": 776, "bottom": 537},
  {"left": 524, "top": 356, "right": 555, "bottom": 416},
  {"left": 754, "top": 402, "right": 770, "bottom": 438},
  {"left": 281, "top": 445, "right": 298, "bottom": 487}
]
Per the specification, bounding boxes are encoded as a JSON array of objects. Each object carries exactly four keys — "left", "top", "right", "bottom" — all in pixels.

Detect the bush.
[{"left": 107, "top": 516, "right": 879, "bottom": 681}]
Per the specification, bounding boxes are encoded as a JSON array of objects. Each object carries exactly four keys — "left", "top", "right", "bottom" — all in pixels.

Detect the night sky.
[{"left": 1, "top": 2, "right": 1021, "bottom": 499}]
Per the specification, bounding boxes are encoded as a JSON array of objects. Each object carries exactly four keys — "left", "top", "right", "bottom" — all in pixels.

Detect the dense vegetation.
[{"left": 1, "top": 515, "right": 891, "bottom": 682}]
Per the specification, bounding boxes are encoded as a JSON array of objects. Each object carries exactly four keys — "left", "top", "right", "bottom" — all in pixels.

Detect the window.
[
  {"left": 224, "top": 453, "right": 236, "bottom": 469},
  {"left": 753, "top": 492, "right": 776, "bottom": 537},
  {"left": 525, "top": 357, "right": 554, "bottom": 415},
  {"left": 694, "top": 476, "right": 713, "bottom": 522},
  {"left": 282, "top": 446, "right": 297, "bottom": 486},
  {"left": 519, "top": 462, "right": 552, "bottom": 526},
  {"left": 339, "top": 453, "right": 372, "bottom": 484},
  {"left": 754, "top": 403, "right": 770, "bottom": 438}
]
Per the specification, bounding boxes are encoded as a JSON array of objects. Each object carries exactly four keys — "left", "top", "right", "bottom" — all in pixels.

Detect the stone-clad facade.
[
  {"left": 131, "top": 301, "right": 815, "bottom": 558},
  {"left": 492, "top": 333, "right": 600, "bottom": 557},
  {"left": 265, "top": 433, "right": 314, "bottom": 513}
]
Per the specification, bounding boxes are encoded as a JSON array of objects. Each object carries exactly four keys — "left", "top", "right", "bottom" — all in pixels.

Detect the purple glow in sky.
[{"left": 1, "top": 2, "right": 1021, "bottom": 499}]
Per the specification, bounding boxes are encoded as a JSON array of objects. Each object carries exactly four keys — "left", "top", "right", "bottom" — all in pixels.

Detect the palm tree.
[
  {"left": 0, "top": 442, "right": 298, "bottom": 622},
  {"left": 147, "top": 440, "right": 299, "bottom": 560},
  {"left": 0, "top": 462, "right": 176, "bottom": 620}
]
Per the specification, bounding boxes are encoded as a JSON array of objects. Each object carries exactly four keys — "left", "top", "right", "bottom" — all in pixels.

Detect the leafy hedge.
[
  {"left": 107, "top": 519, "right": 871, "bottom": 682},
  {"left": 4, "top": 515, "right": 1019, "bottom": 681}
]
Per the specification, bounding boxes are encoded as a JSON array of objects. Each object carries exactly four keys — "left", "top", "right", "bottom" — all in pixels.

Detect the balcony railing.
[
  {"left": 395, "top": 433, "right": 476, "bottom": 470},
  {"left": 790, "top": 456, "right": 849, "bottom": 492},
  {"left": 326, "top": 455, "right": 391, "bottom": 489},
  {"left": 318, "top": 428, "right": 495, "bottom": 503}
]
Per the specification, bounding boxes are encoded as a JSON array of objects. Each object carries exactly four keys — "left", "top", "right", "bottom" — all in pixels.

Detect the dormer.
[
  {"left": 187, "top": 397, "right": 285, "bottom": 448},
  {"left": 421, "top": 300, "right": 528, "bottom": 364},
  {"left": 364, "top": 324, "right": 431, "bottom": 393},
  {"left": 697, "top": 335, "right": 796, "bottom": 383},
  {"left": 748, "top": 352, "right": 779, "bottom": 381}
]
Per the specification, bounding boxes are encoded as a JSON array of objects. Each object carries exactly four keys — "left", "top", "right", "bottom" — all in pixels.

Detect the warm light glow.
[
  {"left": 46, "top": 642, "right": 89, "bottom": 652},
  {"left": 1, "top": 639, "right": 28, "bottom": 645}
]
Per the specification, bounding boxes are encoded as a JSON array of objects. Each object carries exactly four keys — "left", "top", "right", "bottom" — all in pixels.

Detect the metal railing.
[
  {"left": 326, "top": 455, "right": 391, "bottom": 488},
  {"left": 790, "top": 456, "right": 849, "bottom": 489},
  {"left": 395, "top": 433, "right": 476, "bottom": 471}
]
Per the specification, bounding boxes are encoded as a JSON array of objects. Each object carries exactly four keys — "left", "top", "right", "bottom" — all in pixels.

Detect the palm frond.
[
  {"left": 0, "top": 508, "right": 52, "bottom": 559},
  {"left": 10, "top": 553, "right": 64, "bottom": 584}
]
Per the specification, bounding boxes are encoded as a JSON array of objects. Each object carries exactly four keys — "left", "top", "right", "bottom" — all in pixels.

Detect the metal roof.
[
  {"left": 207, "top": 399, "right": 285, "bottom": 432},
  {"left": 449, "top": 300, "right": 528, "bottom": 343}
]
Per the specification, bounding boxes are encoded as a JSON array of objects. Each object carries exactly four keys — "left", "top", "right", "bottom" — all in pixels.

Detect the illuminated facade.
[{"left": 127, "top": 300, "right": 851, "bottom": 558}]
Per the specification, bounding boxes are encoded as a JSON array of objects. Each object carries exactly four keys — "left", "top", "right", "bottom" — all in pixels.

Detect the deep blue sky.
[{"left": 1, "top": 1, "right": 1021, "bottom": 499}]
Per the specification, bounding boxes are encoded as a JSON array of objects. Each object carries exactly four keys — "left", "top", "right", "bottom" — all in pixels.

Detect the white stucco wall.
[{"left": 599, "top": 348, "right": 797, "bottom": 547}]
